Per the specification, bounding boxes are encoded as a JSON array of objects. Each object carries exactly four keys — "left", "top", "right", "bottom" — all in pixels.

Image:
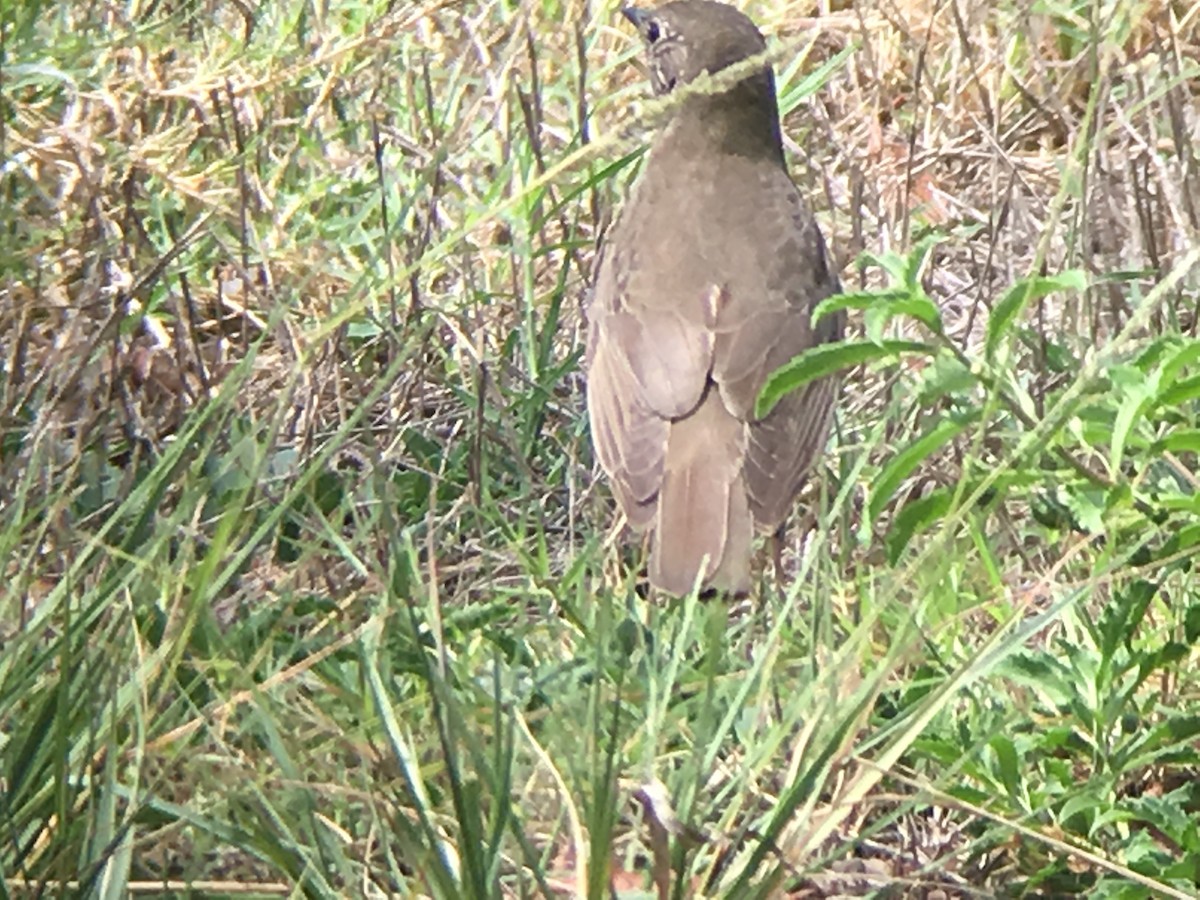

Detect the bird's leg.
[
  {"left": 763, "top": 523, "right": 787, "bottom": 717},
  {"left": 639, "top": 528, "right": 654, "bottom": 596},
  {"left": 770, "top": 521, "right": 787, "bottom": 586}
]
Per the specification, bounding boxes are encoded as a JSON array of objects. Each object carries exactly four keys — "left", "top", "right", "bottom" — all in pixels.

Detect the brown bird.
[{"left": 586, "top": 0, "right": 844, "bottom": 596}]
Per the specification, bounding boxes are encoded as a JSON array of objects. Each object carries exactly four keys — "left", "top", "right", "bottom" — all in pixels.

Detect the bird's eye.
[{"left": 645, "top": 19, "right": 661, "bottom": 42}]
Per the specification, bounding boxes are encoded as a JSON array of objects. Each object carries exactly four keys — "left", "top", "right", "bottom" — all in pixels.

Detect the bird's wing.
[
  {"left": 585, "top": 337, "right": 665, "bottom": 528},
  {"left": 743, "top": 368, "right": 841, "bottom": 528},
  {"left": 585, "top": 214, "right": 716, "bottom": 529},
  {"left": 711, "top": 182, "right": 845, "bottom": 530}
]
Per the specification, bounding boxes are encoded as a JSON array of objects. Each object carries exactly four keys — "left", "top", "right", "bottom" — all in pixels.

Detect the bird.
[{"left": 585, "top": 0, "right": 844, "bottom": 596}]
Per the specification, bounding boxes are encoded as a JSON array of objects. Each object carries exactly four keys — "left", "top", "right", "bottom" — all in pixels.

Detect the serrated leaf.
[
  {"left": 1158, "top": 373, "right": 1200, "bottom": 407},
  {"left": 855, "top": 248, "right": 909, "bottom": 284},
  {"left": 1156, "top": 336, "right": 1200, "bottom": 376},
  {"left": 903, "top": 233, "right": 941, "bottom": 290},
  {"left": 1110, "top": 371, "right": 1154, "bottom": 475},
  {"left": 986, "top": 270, "right": 1087, "bottom": 359},
  {"left": 1170, "top": 522, "right": 1200, "bottom": 547},
  {"left": 999, "top": 651, "right": 1076, "bottom": 707},
  {"left": 1134, "top": 333, "right": 1187, "bottom": 371},
  {"left": 1158, "top": 335, "right": 1200, "bottom": 386},
  {"left": 1186, "top": 604, "right": 1200, "bottom": 645},
  {"left": 917, "top": 352, "right": 976, "bottom": 404},
  {"left": 864, "top": 304, "right": 890, "bottom": 345},
  {"left": 6, "top": 62, "right": 78, "bottom": 90},
  {"left": 885, "top": 487, "right": 952, "bottom": 564},
  {"left": 811, "top": 289, "right": 905, "bottom": 326},
  {"left": 861, "top": 296, "right": 943, "bottom": 344},
  {"left": 1060, "top": 792, "right": 1108, "bottom": 828},
  {"left": 756, "top": 339, "right": 931, "bottom": 418},
  {"left": 869, "top": 416, "right": 971, "bottom": 525},
  {"left": 989, "top": 735, "right": 1020, "bottom": 798},
  {"left": 1061, "top": 483, "right": 1107, "bottom": 534},
  {"left": 1107, "top": 363, "right": 1145, "bottom": 389},
  {"left": 891, "top": 295, "right": 943, "bottom": 329}
]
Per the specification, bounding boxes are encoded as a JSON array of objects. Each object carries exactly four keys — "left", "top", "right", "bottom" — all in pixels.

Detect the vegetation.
[{"left": 3, "top": 0, "right": 1199, "bottom": 896}]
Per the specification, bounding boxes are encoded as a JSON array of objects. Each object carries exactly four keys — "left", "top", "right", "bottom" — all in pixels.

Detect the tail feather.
[{"left": 650, "top": 389, "right": 752, "bottom": 596}]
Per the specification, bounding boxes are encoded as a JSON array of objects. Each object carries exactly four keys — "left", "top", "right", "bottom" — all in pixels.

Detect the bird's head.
[{"left": 621, "top": 1, "right": 769, "bottom": 96}]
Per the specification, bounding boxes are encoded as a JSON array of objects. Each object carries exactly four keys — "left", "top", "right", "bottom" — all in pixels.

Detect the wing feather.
[
  {"left": 585, "top": 208, "right": 716, "bottom": 531},
  {"left": 711, "top": 179, "right": 844, "bottom": 531}
]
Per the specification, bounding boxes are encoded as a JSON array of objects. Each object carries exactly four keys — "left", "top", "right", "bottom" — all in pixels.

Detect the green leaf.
[
  {"left": 811, "top": 289, "right": 906, "bottom": 325},
  {"left": 870, "top": 415, "right": 972, "bottom": 525},
  {"left": 1134, "top": 333, "right": 1190, "bottom": 372},
  {"left": 862, "top": 296, "right": 944, "bottom": 344},
  {"left": 1158, "top": 373, "right": 1200, "bottom": 407},
  {"left": 4, "top": 62, "right": 78, "bottom": 91},
  {"left": 890, "top": 295, "right": 943, "bottom": 330},
  {"left": 1154, "top": 493, "right": 1200, "bottom": 514},
  {"left": 1060, "top": 792, "right": 1106, "bottom": 828},
  {"left": 902, "top": 233, "right": 942, "bottom": 291},
  {"left": 1061, "top": 483, "right": 1107, "bottom": 534},
  {"left": 855, "top": 248, "right": 909, "bottom": 284},
  {"left": 1110, "top": 369, "right": 1154, "bottom": 476},
  {"left": 989, "top": 734, "right": 1021, "bottom": 799},
  {"left": 1157, "top": 335, "right": 1200, "bottom": 387},
  {"left": 886, "top": 487, "right": 952, "bottom": 564},
  {"left": 756, "top": 339, "right": 931, "bottom": 418},
  {"left": 986, "top": 270, "right": 1087, "bottom": 359},
  {"left": 917, "top": 352, "right": 976, "bottom": 404},
  {"left": 1186, "top": 602, "right": 1200, "bottom": 645}
]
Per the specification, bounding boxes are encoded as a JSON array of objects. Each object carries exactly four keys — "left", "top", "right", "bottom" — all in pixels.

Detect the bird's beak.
[{"left": 620, "top": 5, "right": 650, "bottom": 27}]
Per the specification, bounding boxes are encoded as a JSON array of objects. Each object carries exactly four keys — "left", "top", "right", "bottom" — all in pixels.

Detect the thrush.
[{"left": 586, "top": 0, "right": 844, "bottom": 596}]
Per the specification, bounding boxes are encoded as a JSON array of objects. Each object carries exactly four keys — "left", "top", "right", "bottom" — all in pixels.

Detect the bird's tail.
[{"left": 651, "top": 388, "right": 753, "bottom": 596}]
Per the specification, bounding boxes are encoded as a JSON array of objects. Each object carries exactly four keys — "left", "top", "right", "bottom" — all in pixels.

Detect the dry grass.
[{"left": 7, "top": 0, "right": 1198, "bottom": 494}]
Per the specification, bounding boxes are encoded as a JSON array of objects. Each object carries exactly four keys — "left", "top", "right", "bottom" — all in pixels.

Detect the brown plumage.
[{"left": 586, "top": 0, "right": 844, "bottom": 596}]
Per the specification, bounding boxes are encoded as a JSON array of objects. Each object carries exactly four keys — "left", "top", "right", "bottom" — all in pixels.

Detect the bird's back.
[{"left": 586, "top": 0, "right": 843, "bottom": 595}]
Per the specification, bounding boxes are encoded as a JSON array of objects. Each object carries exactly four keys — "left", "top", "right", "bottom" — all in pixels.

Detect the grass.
[{"left": 3, "top": 0, "right": 1200, "bottom": 896}]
